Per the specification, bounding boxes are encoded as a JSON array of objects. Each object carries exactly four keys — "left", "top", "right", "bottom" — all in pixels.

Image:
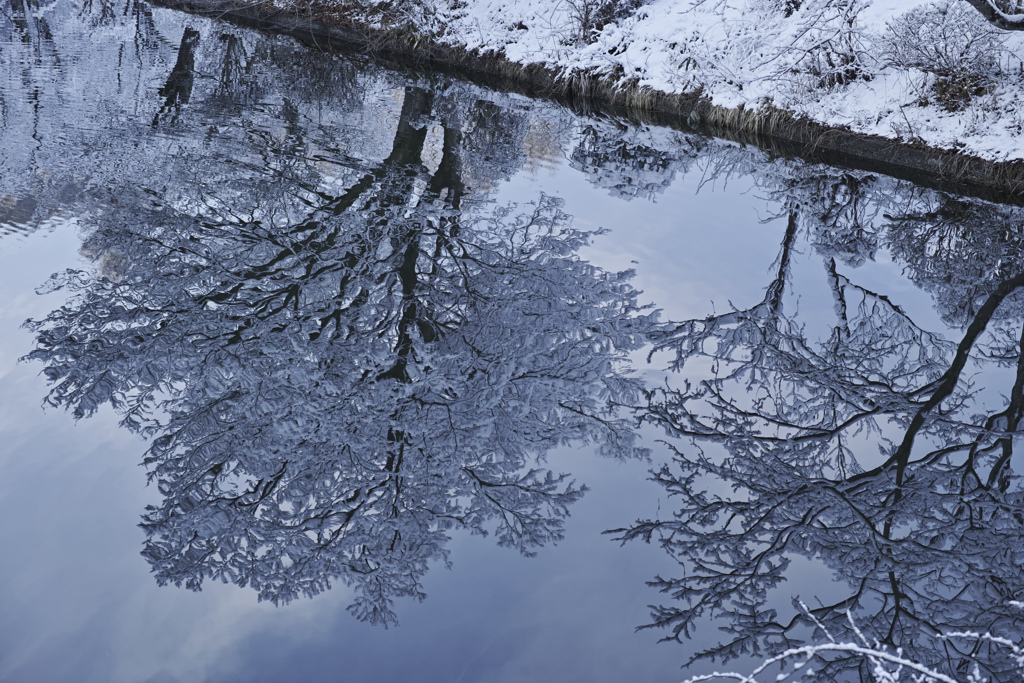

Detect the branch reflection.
[
  {"left": 26, "top": 85, "right": 654, "bottom": 625},
  {"left": 624, "top": 177, "right": 1024, "bottom": 681}
]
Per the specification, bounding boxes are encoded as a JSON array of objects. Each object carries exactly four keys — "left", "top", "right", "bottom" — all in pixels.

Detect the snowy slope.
[{"left": 276, "top": 0, "right": 1024, "bottom": 161}]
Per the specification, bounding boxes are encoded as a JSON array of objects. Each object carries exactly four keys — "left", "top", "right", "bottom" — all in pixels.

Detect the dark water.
[{"left": 1, "top": 2, "right": 1023, "bottom": 682}]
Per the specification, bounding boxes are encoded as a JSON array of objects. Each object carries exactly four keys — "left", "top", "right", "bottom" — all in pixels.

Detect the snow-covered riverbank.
[{"left": 258, "top": 0, "right": 1024, "bottom": 163}]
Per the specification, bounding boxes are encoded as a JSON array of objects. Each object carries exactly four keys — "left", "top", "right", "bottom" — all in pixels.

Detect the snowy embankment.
[{"left": 273, "top": 0, "right": 1024, "bottom": 163}]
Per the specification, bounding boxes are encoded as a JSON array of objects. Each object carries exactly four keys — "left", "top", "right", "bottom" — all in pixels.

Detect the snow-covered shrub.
[
  {"left": 783, "top": 0, "right": 874, "bottom": 91},
  {"left": 882, "top": 0, "right": 1007, "bottom": 110},
  {"left": 990, "top": 0, "right": 1024, "bottom": 13},
  {"left": 677, "top": 0, "right": 873, "bottom": 100},
  {"left": 563, "top": 0, "right": 648, "bottom": 44},
  {"left": 302, "top": 0, "right": 456, "bottom": 38}
]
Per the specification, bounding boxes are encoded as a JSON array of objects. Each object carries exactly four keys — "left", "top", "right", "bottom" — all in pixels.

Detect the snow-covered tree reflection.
[
  {"left": 885, "top": 192, "right": 1024, "bottom": 327},
  {"left": 622, "top": 204, "right": 1024, "bottom": 680},
  {"left": 569, "top": 124, "right": 699, "bottom": 201},
  {"left": 26, "top": 86, "right": 653, "bottom": 625}
]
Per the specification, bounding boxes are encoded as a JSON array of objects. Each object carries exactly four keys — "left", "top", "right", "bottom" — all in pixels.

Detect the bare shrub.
[{"left": 882, "top": 0, "right": 1007, "bottom": 110}]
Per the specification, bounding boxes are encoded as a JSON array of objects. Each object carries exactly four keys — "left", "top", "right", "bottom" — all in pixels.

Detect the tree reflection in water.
[
  {"left": 24, "top": 84, "right": 654, "bottom": 625},
  {"left": 620, "top": 173, "right": 1024, "bottom": 680},
  {"left": 13, "top": 5, "right": 1024, "bottom": 664}
]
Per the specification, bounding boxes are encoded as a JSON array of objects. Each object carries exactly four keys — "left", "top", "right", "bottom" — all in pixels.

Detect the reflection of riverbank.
[{"left": 154, "top": 0, "right": 1024, "bottom": 202}]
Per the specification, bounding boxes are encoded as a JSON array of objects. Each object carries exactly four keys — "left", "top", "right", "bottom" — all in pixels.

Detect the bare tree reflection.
[
  {"left": 620, "top": 204, "right": 1024, "bottom": 679},
  {"left": 152, "top": 27, "right": 199, "bottom": 126},
  {"left": 26, "top": 86, "right": 654, "bottom": 625}
]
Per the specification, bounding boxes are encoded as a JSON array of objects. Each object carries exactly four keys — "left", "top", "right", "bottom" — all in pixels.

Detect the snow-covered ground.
[{"left": 280, "top": 0, "right": 1024, "bottom": 161}]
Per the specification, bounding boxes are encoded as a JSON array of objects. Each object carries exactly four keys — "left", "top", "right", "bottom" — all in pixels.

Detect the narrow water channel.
[{"left": 1, "top": 3, "right": 1022, "bottom": 682}]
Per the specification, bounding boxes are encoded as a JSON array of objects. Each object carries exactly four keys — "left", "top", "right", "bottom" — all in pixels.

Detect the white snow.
[{"left": 278, "top": 0, "right": 1024, "bottom": 161}]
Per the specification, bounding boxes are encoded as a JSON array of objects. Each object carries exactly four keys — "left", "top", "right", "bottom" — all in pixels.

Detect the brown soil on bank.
[{"left": 152, "top": 0, "right": 1024, "bottom": 204}]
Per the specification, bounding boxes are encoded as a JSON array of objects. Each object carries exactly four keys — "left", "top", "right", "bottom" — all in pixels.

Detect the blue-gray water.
[{"left": 1, "top": 2, "right": 1022, "bottom": 682}]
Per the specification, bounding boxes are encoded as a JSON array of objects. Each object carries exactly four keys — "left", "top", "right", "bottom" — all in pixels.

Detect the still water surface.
[{"left": 1, "top": 2, "right": 1023, "bottom": 682}]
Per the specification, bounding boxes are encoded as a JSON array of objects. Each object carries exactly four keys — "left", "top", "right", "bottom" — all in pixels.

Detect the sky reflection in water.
[{"left": 1, "top": 2, "right": 1023, "bottom": 682}]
